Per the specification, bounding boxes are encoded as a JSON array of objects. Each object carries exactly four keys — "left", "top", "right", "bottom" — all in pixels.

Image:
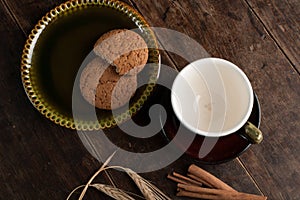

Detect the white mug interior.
[{"left": 171, "top": 58, "right": 254, "bottom": 137}]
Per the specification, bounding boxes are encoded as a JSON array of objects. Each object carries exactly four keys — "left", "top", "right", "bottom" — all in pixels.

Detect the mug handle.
[{"left": 242, "top": 122, "right": 263, "bottom": 144}]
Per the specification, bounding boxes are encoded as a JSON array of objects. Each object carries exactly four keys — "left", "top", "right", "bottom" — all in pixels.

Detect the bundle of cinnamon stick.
[{"left": 167, "top": 164, "right": 267, "bottom": 200}]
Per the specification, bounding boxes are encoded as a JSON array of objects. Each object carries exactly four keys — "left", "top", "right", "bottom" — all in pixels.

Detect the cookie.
[
  {"left": 93, "top": 29, "right": 148, "bottom": 76},
  {"left": 80, "top": 57, "right": 137, "bottom": 110}
]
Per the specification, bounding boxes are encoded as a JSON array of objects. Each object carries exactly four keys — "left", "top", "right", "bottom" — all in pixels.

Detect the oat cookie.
[
  {"left": 80, "top": 57, "right": 137, "bottom": 110},
  {"left": 94, "top": 29, "right": 148, "bottom": 75}
]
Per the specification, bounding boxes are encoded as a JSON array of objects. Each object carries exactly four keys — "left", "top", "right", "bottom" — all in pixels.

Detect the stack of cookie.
[{"left": 80, "top": 29, "right": 149, "bottom": 110}]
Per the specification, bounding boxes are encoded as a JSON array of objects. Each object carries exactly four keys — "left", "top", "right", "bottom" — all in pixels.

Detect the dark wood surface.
[{"left": 0, "top": 0, "right": 299, "bottom": 199}]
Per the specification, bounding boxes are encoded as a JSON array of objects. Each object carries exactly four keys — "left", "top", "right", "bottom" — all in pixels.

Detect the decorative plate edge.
[{"left": 20, "top": 0, "right": 160, "bottom": 131}]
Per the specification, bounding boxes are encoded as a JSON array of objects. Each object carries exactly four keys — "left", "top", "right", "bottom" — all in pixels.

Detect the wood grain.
[
  {"left": 0, "top": 0, "right": 299, "bottom": 199},
  {"left": 245, "top": 0, "right": 300, "bottom": 72},
  {"left": 0, "top": 1, "right": 115, "bottom": 199},
  {"left": 2, "top": 0, "right": 66, "bottom": 34},
  {"left": 129, "top": 0, "right": 300, "bottom": 199}
]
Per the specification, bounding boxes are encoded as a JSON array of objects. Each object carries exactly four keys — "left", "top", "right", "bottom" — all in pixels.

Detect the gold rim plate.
[{"left": 21, "top": 0, "right": 160, "bottom": 130}]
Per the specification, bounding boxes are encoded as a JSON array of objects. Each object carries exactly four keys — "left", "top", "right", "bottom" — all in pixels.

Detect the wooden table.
[{"left": 1, "top": 0, "right": 299, "bottom": 199}]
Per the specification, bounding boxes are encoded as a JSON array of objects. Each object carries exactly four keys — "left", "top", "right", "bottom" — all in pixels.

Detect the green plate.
[{"left": 21, "top": 0, "right": 160, "bottom": 130}]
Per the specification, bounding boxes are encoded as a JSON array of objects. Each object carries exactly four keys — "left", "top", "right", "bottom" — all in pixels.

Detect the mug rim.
[{"left": 171, "top": 57, "right": 254, "bottom": 137}]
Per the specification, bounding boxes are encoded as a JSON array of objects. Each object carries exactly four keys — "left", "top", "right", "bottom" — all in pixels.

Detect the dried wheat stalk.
[
  {"left": 91, "top": 184, "right": 135, "bottom": 200},
  {"left": 67, "top": 152, "right": 171, "bottom": 200}
]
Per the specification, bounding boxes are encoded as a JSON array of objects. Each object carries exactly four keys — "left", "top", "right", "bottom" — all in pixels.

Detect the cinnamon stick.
[
  {"left": 188, "top": 164, "right": 236, "bottom": 192},
  {"left": 167, "top": 174, "right": 191, "bottom": 186},
  {"left": 187, "top": 173, "right": 214, "bottom": 188},
  {"left": 172, "top": 172, "right": 203, "bottom": 186},
  {"left": 177, "top": 184, "right": 267, "bottom": 200},
  {"left": 177, "top": 189, "right": 218, "bottom": 200}
]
